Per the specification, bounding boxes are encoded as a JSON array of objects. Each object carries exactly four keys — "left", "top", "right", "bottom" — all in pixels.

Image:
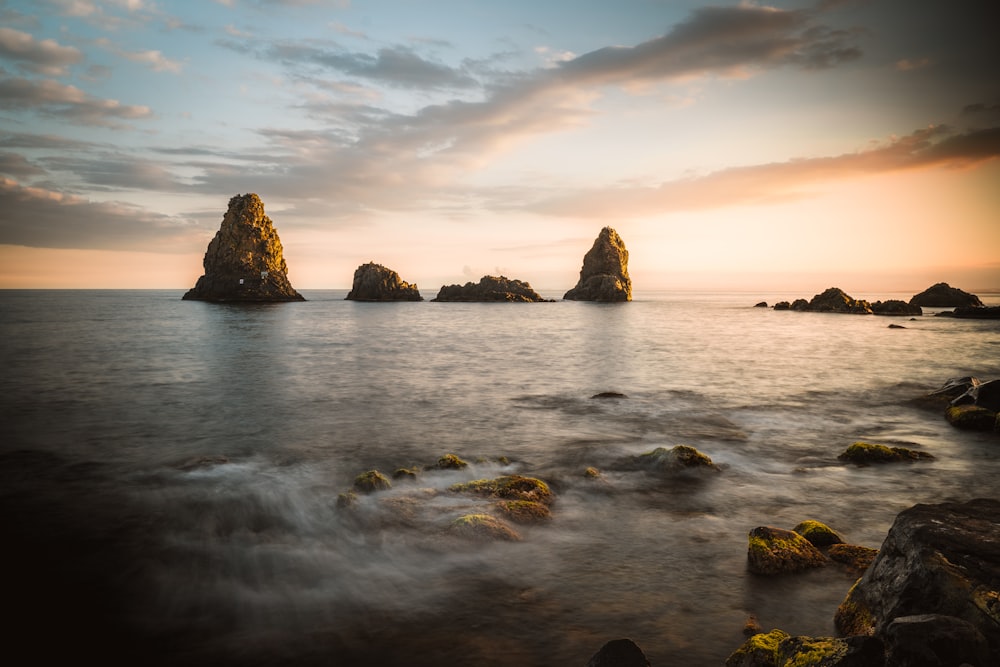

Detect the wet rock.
[
  {"left": 435, "top": 453, "right": 469, "bottom": 469},
  {"left": 871, "top": 299, "right": 922, "bottom": 316},
  {"left": 808, "top": 287, "right": 873, "bottom": 314},
  {"left": 449, "top": 513, "right": 521, "bottom": 542},
  {"left": 887, "top": 323, "right": 905, "bottom": 329},
  {"left": 183, "top": 193, "right": 305, "bottom": 302},
  {"left": 495, "top": 499, "right": 551, "bottom": 524},
  {"left": 352, "top": 470, "right": 392, "bottom": 493},
  {"left": 345, "top": 262, "right": 422, "bottom": 301},
  {"left": 449, "top": 475, "right": 554, "bottom": 505},
  {"left": 726, "top": 631, "right": 883, "bottom": 667},
  {"left": 773, "top": 301, "right": 791, "bottom": 310},
  {"left": 828, "top": 544, "right": 879, "bottom": 573},
  {"left": 945, "top": 404, "right": 997, "bottom": 431},
  {"left": 746, "top": 526, "right": 828, "bottom": 575},
  {"left": 953, "top": 305, "right": 1000, "bottom": 319},
  {"left": 953, "top": 378, "right": 1000, "bottom": 412},
  {"left": 883, "top": 614, "right": 990, "bottom": 667},
  {"left": 837, "top": 442, "right": 934, "bottom": 464},
  {"left": 393, "top": 467, "right": 419, "bottom": 481},
  {"left": 563, "top": 227, "right": 632, "bottom": 302},
  {"left": 793, "top": 520, "right": 845, "bottom": 547},
  {"left": 834, "top": 498, "right": 1000, "bottom": 663},
  {"left": 586, "top": 638, "right": 650, "bottom": 667},
  {"left": 432, "top": 275, "right": 551, "bottom": 302},
  {"left": 909, "top": 282, "right": 984, "bottom": 308},
  {"left": 591, "top": 391, "right": 628, "bottom": 399},
  {"left": 627, "top": 445, "right": 721, "bottom": 474}
]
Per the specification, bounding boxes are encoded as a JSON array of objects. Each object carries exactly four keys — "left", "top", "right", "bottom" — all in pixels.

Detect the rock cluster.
[
  {"left": 563, "top": 227, "right": 632, "bottom": 302},
  {"left": 183, "top": 193, "right": 304, "bottom": 302},
  {"left": 432, "top": 275, "right": 551, "bottom": 302},
  {"left": 909, "top": 282, "right": 984, "bottom": 307},
  {"left": 345, "top": 262, "right": 422, "bottom": 301},
  {"left": 925, "top": 376, "right": 1000, "bottom": 432}
]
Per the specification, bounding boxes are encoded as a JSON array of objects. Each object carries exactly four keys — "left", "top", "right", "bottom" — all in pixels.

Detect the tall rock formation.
[
  {"left": 432, "top": 275, "right": 551, "bottom": 302},
  {"left": 345, "top": 262, "right": 422, "bottom": 301},
  {"left": 183, "top": 193, "right": 304, "bottom": 302},
  {"left": 563, "top": 227, "right": 632, "bottom": 302}
]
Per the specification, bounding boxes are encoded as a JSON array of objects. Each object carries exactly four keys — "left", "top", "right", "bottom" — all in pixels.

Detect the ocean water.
[{"left": 2, "top": 289, "right": 999, "bottom": 666}]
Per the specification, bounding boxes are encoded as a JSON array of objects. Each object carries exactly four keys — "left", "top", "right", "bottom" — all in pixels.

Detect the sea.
[{"left": 2, "top": 288, "right": 999, "bottom": 666}]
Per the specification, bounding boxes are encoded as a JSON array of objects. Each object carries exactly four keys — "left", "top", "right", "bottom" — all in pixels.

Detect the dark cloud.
[
  {"left": 0, "top": 178, "right": 204, "bottom": 251},
  {"left": 38, "top": 154, "right": 187, "bottom": 192},
  {"left": 0, "top": 75, "right": 153, "bottom": 127},
  {"left": 0, "top": 131, "right": 101, "bottom": 150},
  {"left": 0, "top": 27, "right": 83, "bottom": 76},
  {"left": 0, "top": 152, "right": 46, "bottom": 178}
]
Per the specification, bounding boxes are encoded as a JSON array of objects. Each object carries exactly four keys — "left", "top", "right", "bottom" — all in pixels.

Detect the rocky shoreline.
[{"left": 764, "top": 283, "right": 997, "bottom": 318}]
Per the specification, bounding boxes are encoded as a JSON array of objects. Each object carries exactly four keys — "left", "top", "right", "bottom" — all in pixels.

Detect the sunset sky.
[{"left": 1, "top": 0, "right": 997, "bottom": 293}]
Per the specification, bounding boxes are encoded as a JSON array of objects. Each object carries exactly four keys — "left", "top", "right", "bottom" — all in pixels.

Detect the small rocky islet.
[{"left": 766, "top": 283, "right": 998, "bottom": 318}]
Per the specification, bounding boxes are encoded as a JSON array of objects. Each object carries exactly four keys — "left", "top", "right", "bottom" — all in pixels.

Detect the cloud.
[
  {"left": 521, "top": 124, "right": 1000, "bottom": 219},
  {"left": 0, "top": 177, "right": 203, "bottom": 251},
  {"left": 0, "top": 152, "right": 46, "bottom": 178},
  {"left": 0, "top": 75, "right": 153, "bottom": 126},
  {"left": 94, "top": 37, "right": 184, "bottom": 73},
  {"left": 0, "top": 27, "right": 83, "bottom": 76}
]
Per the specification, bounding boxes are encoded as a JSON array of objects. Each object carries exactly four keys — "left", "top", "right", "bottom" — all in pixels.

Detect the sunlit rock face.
[
  {"left": 563, "top": 227, "right": 632, "bottom": 302},
  {"left": 345, "top": 262, "right": 422, "bottom": 301},
  {"left": 183, "top": 193, "right": 304, "bottom": 302}
]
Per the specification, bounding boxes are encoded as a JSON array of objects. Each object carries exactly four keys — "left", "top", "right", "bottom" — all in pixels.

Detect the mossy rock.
[
  {"left": 436, "top": 453, "right": 469, "bottom": 469},
  {"left": 945, "top": 404, "right": 997, "bottom": 431},
  {"left": 633, "top": 445, "right": 720, "bottom": 473},
  {"left": 336, "top": 491, "right": 357, "bottom": 508},
  {"left": 747, "top": 526, "right": 828, "bottom": 575},
  {"left": 449, "top": 474, "right": 554, "bottom": 505},
  {"left": 449, "top": 513, "right": 521, "bottom": 542},
  {"left": 837, "top": 441, "right": 933, "bottom": 464},
  {"left": 725, "top": 628, "right": 789, "bottom": 667},
  {"left": 834, "top": 580, "right": 876, "bottom": 637},
  {"left": 774, "top": 636, "right": 851, "bottom": 666},
  {"left": 495, "top": 499, "right": 551, "bottom": 524},
  {"left": 393, "top": 467, "right": 419, "bottom": 480},
  {"left": 353, "top": 469, "right": 392, "bottom": 493},
  {"left": 792, "top": 520, "right": 844, "bottom": 547},
  {"left": 583, "top": 466, "right": 602, "bottom": 479},
  {"left": 828, "top": 544, "right": 878, "bottom": 572}
]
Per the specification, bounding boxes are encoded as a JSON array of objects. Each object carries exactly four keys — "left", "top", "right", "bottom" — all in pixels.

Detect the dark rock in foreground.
[
  {"left": 586, "top": 638, "right": 650, "bottom": 667},
  {"left": 563, "top": 227, "right": 632, "bottom": 302},
  {"left": 725, "top": 630, "right": 882, "bottom": 667},
  {"left": 746, "top": 525, "right": 828, "bottom": 574},
  {"left": 432, "top": 275, "right": 551, "bottom": 302},
  {"left": 909, "top": 282, "right": 984, "bottom": 308},
  {"left": 834, "top": 498, "right": 1000, "bottom": 662},
  {"left": 345, "top": 262, "right": 422, "bottom": 301},
  {"left": 183, "top": 193, "right": 305, "bottom": 302}
]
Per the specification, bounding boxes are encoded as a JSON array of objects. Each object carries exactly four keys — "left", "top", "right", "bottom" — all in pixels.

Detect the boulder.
[
  {"left": 352, "top": 470, "right": 392, "bottom": 493},
  {"left": 563, "top": 227, "right": 632, "bottom": 302},
  {"left": 793, "top": 520, "right": 844, "bottom": 547},
  {"left": 807, "top": 288, "right": 873, "bottom": 314},
  {"left": 834, "top": 498, "right": 1000, "bottom": 662},
  {"left": 871, "top": 300, "right": 922, "bottom": 316},
  {"left": 837, "top": 442, "right": 934, "bottom": 464},
  {"left": 345, "top": 262, "right": 422, "bottom": 301},
  {"left": 945, "top": 404, "right": 997, "bottom": 431},
  {"left": 449, "top": 475, "right": 554, "bottom": 505},
  {"left": 495, "top": 500, "right": 551, "bottom": 524},
  {"left": 754, "top": 301, "right": 768, "bottom": 308},
  {"left": 883, "top": 614, "right": 990, "bottom": 667},
  {"left": 726, "top": 630, "right": 883, "bottom": 667},
  {"left": 183, "top": 193, "right": 305, "bottom": 302},
  {"left": 448, "top": 513, "right": 521, "bottom": 542},
  {"left": 432, "top": 275, "right": 551, "bottom": 302},
  {"left": 909, "top": 282, "right": 984, "bottom": 308},
  {"left": 773, "top": 301, "right": 791, "bottom": 310},
  {"left": 586, "top": 638, "right": 650, "bottom": 667},
  {"left": 828, "top": 544, "right": 879, "bottom": 573},
  {"left": 746, "top": 526, "right": 828, "bottom": 574},
  {"left": 953, "top": 305, "right": 1000, "bottom": 319},
  {"left": 624, "top": 445, "right": 721, "bottom": 474},
  {"left": 790, "top": 298, "right": 810, "bottom": 311}
]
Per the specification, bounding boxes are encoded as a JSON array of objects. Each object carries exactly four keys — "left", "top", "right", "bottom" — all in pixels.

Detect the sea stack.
[
  {"left": 183, "top": 193, "right": 304, "bottom": 302},
  {"left": 345, "top": 262, "right": 423, "bottom": 301},
  {"left": 563, "top": 227, "right": 632, "bottom": 302},
  {"left": 909, "top": 282, "right": 984, "bottom": 308}
]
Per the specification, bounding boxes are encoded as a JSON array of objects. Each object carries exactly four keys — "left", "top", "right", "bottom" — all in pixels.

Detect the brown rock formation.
[
  {"left": 909, "top": 282, "right": 984, "bottom": 308},
  {"left": 345, "top": 262, "right": 422, "bottom": 301},
  {"left": 183, "top": 193, "right": 304, "bottom": 302},
  {"left": 563, "top": 227, "right": 632, "bottom": 302},
  {"left": 431, "top": 275, "right": 551, "bottom": 302}
]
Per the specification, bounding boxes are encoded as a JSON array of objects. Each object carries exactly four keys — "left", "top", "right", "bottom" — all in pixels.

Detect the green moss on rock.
[
  {"left": 834, "top": 580, "right": 876, "bottom": 637},
  {"left": 449, "top": 474, "right": 553, "bottom": 504},
  {"left": 636, "top": 445, "right": 720, "bottom": 472},
  {"left": 827, "top": 544, "right": 878, "bottom": 572},
  {"left": 747, "top": 526, "right": 828, "bottom": 575},
  {"left": 792, "top": 520, "right": 844, "bottom": 547},
  {"left": 449, "top": 513, "right": 521, "bottom": 542},
  {"left": 725, "top": 629, "right": 789, "bottom": 667},
  {"left": 393, "top": 467, "right": 419, "bottom": 480},
  {"left": 837, "top": 441, "right": 933, "bottom": 464},
  {"left": 436, "top": 453, "right": 469, "bottom": 469},
  {"left": 945, "top": 404, "right": 997, "bottom": 431},
  {"left": 495, "top": 499, "right": 551, "bottom": 524},
  {"left": 353, "top": 469, "right": 392, "bottom": 493}
]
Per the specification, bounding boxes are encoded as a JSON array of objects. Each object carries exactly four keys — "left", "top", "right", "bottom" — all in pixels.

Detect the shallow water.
[{"left": 2, "top": 289, "right": 999, "bottom": 665}]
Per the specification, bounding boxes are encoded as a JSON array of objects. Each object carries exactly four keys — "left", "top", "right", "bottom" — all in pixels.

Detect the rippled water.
[{"left": 2, "top": 289, "right": 999, "bottom": 665}]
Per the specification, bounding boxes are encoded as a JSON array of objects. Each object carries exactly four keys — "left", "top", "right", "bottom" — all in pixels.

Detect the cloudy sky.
[{"left": 1, "top": 0, "right": 997, "bottom": 293}]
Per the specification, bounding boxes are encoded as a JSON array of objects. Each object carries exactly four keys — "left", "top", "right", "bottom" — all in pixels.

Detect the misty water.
[{"left": 2, "top": 289, "right": 999, "bottom": 665}]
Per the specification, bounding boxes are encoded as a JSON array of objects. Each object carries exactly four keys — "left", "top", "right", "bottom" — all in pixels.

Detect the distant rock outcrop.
[
  {"left": 183, "top": 193, "right": 304, "bottom": 302},
  {"left": 806, "top": 287, "right": 872, "bottom": 314},
  {"left": 870, "top": 299, "right": 922, "bottom": 316},
  {"left": 563, "top": 227, "right": 632, "bottom": 302},
  {"left": 345, "top": 262, "right": 422, "bottom": 301},
  {"left": 431, "top": 275, "right": 551, "bottom": 302},
  {"left": 953, "top": 305, "right": 1000, "bottom": 319},
  {"left": 909, "top": 282, "right": 984, "bottom": 308}
]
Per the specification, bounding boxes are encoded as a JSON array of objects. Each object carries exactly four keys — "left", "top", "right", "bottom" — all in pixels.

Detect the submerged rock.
[
  {"left": 945, "top": 404, "right": 997, "bottom": 430},
  {"left": 352, "top": 470, "right": 392, "bottom": 493},
  {"left": 827, "top": 544, "right": 879, "bottom": 573},
  {"left": 746, "top": 526, "right": 828, "bottom": 574},
  {"left": 432, "top": 275, "right": 550, "bottom": 302},
  {"left": 834, "top": 498, "right": 1000, "bottom": 662},
  {"left": 345, "top": 262, "right": 422, "bottom": 301},
  {"left": 449, "top": 513, "right": 521, "bottom": 542},
  {"left": 183, "top": 193, "right": 305, "bottom": 302},
  {"left": 909, "top": 282, "right": 984, "bottom": 308},
  {"left": 837, "top": 441, "right": 934, "bottom": 464},
  {"left": 792, "top": 520, "right": 844, "bottom": 547},
  {"left": 586, "top": 638, "right": 650, "bottom": 667},
  {"left": 495, "top": 499, "right": 551, "bottom": 524},
  {"left": 563, "top": 227, "right": 632, "bottom": 302},
  {"left": 630, "top": 445, "right": 720, "bottom": 473},
  {"left": 449, "top": 475, "right": 554, "bottom": 505}
]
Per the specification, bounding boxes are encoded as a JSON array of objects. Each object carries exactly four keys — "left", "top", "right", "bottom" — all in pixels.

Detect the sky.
[{"left": 0, "top": 0, "right": 998, "bottom": 294}]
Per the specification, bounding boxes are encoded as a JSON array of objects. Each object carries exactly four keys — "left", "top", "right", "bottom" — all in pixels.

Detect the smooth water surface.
[{"left": 2, "top": 289, "right": 999, "bottom": 665}]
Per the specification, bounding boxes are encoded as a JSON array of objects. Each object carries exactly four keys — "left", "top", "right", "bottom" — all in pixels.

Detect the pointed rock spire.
[
  {"left": 563, "top": 227, "right": 632, "bottom": 302},
  {"left": 183, "top": 193, "right": 304, "bottom": 302}
]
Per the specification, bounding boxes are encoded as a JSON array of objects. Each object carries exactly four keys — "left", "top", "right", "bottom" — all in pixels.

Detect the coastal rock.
[
  {"left": 353, "top": 470, "right": 392, "bottom": 493},
  {"left": 953, "top": 305, "right": 1000, "bottom": 318},
  {"left": 726, "top": 631, "right": 883, "bottom": 667},
  {"left": 837, "top": 441, "right": 934, "bottom": 464},
  {"left": 623, "top": 445, "right": 721, "bottom": 475},
  {"left": 563, "top": 227, "right": 632, "bottom": 302},
  {"left": 790, "top": 298, "right": 810, "bottom": 311},
  {"left": 945, "top": 404, "right": 997, "bottom": 430},
  {"left": 834, "top": 498, "right": 1000, "bottom": 662},
  {"left": 183, "top": 193, "right": 305, "bottom": 302},
  {"left": 586, "top": 638, "right": 650, "bottom": 667},
  {"left": 448, "top": 513, "right": 521, "bottom": 542},
  {"left": 746, "top": 526, "right": 828, "bottom": 574},
  {"left": 432, "top": 275, "right": 551, "bottom": 302},
  {"left": 773, "top": 301, "right": 791, "bottom": 310},
  {"left": 828, "top": 544, "right": 879, "bottom": 573},
  {"left": 870, "top": 300, "right": 922, "bottom": 316},
  {"left": 754, "top": 301, "right": 768, "bottom": 308},
  {"left": 793, "top": 520, "right": 844, "bottom": 547},
  {"left": 345, "top": 262, "right": 422, "bottom": 301},
  {"left": 909, "top": 282, "right": 984, "bottom": 308},
  {"left": 495, "top": 500, "right": 551, "bottom": 524},
  {"left": 883, "top": 614, "right": 990, "bottom": 667},
  {"left": 449, "top": 475, "right": 554, "bottom": 505},
  {"left": 808, "top": 287, "right": 873, "bottom": 314}
]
